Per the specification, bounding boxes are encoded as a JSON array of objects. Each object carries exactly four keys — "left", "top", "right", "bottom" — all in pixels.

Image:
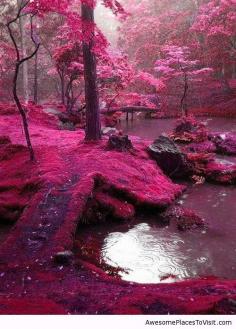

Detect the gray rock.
[
  {"left": 148, "top": 135, "right": 192, "bottom": 178},
  {"left": 54, "top": 250, "right": 73, "bottom": 265},
  {"left": 102, "top": 127, "right": 119, "bottom": 136}
]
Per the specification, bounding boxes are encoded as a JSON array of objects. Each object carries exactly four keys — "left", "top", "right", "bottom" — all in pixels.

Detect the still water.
[
  {"left": 78, "top": 117, "right": 236, "bottom": 283},
  {"left": 118, "top": 116, "right": 236, "bottom": 140},
  {"left": 100, "top": 184, "right": 236, "bottom": 283}
]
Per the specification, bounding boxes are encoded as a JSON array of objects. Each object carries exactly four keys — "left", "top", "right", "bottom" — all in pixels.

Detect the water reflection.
[
  {"left": 100, "top": 183, "right": 236, "bottom": 284},
  {"left": 97, "top": 117, "right": 236, "bottom": 283},
  {"left": 118, "top": 117, "right": 236, "bottom": 140},
  {"left": 102, "top": 222, "right": 209, "bottom": 283}
]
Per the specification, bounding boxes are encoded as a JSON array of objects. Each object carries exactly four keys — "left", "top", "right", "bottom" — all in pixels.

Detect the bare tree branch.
[{"left": 6, "top": 1, "right": 40, "bottom": 161}]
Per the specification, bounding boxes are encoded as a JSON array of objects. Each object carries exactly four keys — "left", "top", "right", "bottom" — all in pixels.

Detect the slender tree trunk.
[
  {"left": 220, "top": 61, "right": 232, "bottom": 94},
  {"left": 7, "top": 3, "right": 40, "bottom": 161},
  {"left": 181, "top": 72, "right": 188, "bottom": 117},
  {"left": 82, "top": 2, "right": 101, "bottom": 141},
  {"left": 59, "top": 71, "right": 65, "bottom": 105},
  {"left": 232, "top": 61, "right": 236, "bottom": 79},
  {"left": 17, "top": 0, "right": 29, "bottom": 103},
  {"left": 14, "top": 63, "right": 35, "bottom": 161},
  {"left": 34, "top": 51, "right": 38, "bottom": 104}
]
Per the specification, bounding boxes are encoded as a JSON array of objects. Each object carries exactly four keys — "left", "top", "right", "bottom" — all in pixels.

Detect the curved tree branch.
[{"left": 6, "top": 1, "right": 40, "bottom": 161}]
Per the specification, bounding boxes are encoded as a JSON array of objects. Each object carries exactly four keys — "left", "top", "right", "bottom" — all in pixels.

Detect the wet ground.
[{"left": 77, "top": 117, "right": 236, "bottom": 284}]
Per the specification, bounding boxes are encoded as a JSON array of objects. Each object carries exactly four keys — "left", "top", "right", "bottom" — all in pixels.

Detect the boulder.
[
  {"left": 54, "top": 250, "right": 73, "bottom": 265},
  {"left": 160, "top": 206, "right": 206, "bottom": 231},
  {"left": 102, "top": 127, "right": 119, "bottom": 136},
  {"left": 175, "top": 117, "right": 198, "bottom": 134},
  {"left": 171, "top": 116, "right": 208, "bottom": 143},
  {"left": 148, "top": 135, "right": 192, "bottom": 178},
  {"left": 107, "top": 134, "right": 133, "bottom": 152},
  {"left": 183, "top": 141, "right": 216, "bottom": 154},
  {"left": 59, "top": 122, "right": 75, "bottom": 131},
  {"left": 186, "top": 152, "right": 236, "bottom": 185},
  {"left": 210, "top": 132, "right": 236, "bottom": 155},
  {"left": 204, "top": 159, "right": 236, "bottom": 184}
]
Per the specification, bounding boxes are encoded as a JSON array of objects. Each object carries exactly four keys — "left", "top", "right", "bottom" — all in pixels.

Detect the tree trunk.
[
  {"left": 7, "top": 1, "right": 40, "bottom": 161},
  {"left": 34, "top": 50, "right": 38, "bottom": 104},
  {"left": 17, "top": 0, "right": 29, "bottom": 103},
  {"left": 180, "top": 72, "right": 188, "bottom": 117},
  {"left": 232, "top": 61, "right": 236, "bottom": 79},
  {"left": 221, "top": 61, "right": 232, "bottom": 94},
  {"left": 60, "top": 71, "right": 65, "bottom": 105},
  {"left": 14, "top": 63, "right": 35, "bottom": 161},
  {"left": 81, "top": 2, "right": 101, "bottom": 141}
]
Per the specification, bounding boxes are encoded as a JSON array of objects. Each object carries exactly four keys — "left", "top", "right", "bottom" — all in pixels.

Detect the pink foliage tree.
[
  {"left": 155, "top": 45, "right": 212, "bottom": 116},
  {"left": 192, "top": 0, "right": 236, "bottom": 93},
  {"left": 53, "top": 43, "right": 84, "bottom": 112},
  {"left": 97, "top": 51, "right": 135, "bottom": 110},
  {"left": 28, "top": 0, "right": 125, "bottom": 140}
]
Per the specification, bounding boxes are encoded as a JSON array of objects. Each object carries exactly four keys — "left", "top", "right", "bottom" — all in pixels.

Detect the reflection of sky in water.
[
  {"left": 215, "top": 154, "right": 236, "bottom": 166},
  {"left": 101, "top": 183, "right": 236, "bottom": 284},
  {"left": 99, "top": 117, "right": 236, "bottom": 283},
  {"left": 102, "top": 223, "right": 210, "bottom": 283}
]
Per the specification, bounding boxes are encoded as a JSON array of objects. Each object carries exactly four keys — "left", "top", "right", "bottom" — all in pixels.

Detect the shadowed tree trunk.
[
  {"left": 33, "top": 19, "right": 40, "bottom": 104},
  {"left": 7, "top": 1, "right": 40, "bottom": 161},
  {"left": 220, "top": 61, "right": 233, "bottom": 94},
  {"left": 81, "top": 2, "right": 101, "bottom": 141},
  {"left": 34, "top": 49, "right": 38, "bottom": 104},
  {"left": 59, "top": 70, "right": 65, "bottom": 105},
  {"left": 180, "top": 71, "right": 188, "bottom": 117},
  {"left": 17, "top": 0, "right": 29, "bottom": 103},
  {"left": 179, "top": 63, "right": 189, "bottom": 117}
]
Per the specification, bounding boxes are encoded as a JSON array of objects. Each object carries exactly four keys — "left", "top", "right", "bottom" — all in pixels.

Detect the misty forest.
[{"left": 0, "top": 0, "right": 236, "bottom": 315}]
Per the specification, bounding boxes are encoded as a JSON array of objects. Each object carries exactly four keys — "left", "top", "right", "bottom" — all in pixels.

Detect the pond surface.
[
  {"left": 77, "top": 183, "right": 236, "bottom": 283},
  {"left": 77, "top": 117, "right": 236, "bottom": 284},
  {"left": 118, "top": 117, "right": 236, "bottom": 140}
]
